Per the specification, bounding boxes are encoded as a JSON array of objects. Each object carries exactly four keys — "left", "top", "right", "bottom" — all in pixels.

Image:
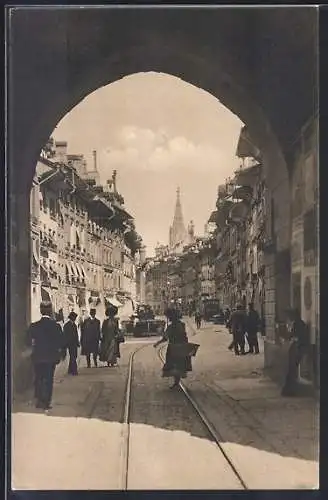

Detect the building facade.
[
  {"left": 290, "top": 117, "right": 319, "bottom": 385},
  {"left": 29, "top": 140, "right": 142, "bottom": 323}
]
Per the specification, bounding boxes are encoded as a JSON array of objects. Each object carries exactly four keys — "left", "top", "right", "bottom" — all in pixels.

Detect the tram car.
[
  {"left": 133, "top": 319, "right": 166, "bottom": 338},
  {"left": 202, "top": 299, "right": 221, "bottom": 322}
]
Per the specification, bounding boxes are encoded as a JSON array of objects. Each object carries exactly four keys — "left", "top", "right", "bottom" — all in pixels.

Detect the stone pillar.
[
  {"left": 261, "top": 132, "right": 292, "bottom": 384},
  {"left": 11, "top": 189, "right": 34, "bottom": 394}
]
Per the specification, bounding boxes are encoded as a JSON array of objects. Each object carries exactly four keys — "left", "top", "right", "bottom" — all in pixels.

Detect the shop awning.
[
  {"left": 75, "top": 262, "right": 87, "bottom": 279},
  {"left": 66, "top": 262, "right": 79, "bottom": 278},
  {"left": 32, "top": 239, "right": 39, "bottom": 265},
  {"left": 105, "top": 297, "right": 123, "bottom": 308},
  {"left": 41, "top": 286, "right": 51, "bottom": 302},
  {"left": 65, "top": 263, "right": 72, "bottom": 277},
  {"left": 71, "top": 262, "right": 80, "bottom": 278},
  {"left": 67, "top": 294, "right": 75, "bottom": 305}
]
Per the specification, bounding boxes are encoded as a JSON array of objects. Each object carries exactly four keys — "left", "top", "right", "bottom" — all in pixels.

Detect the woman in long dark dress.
[
  {"left": 63, "top": 311, "right": 80, "bottom": 375},
  {"left": 100, "top": 305, "right": 119, "bottom": 367},
  {"left": 154, "top": 308, "right": 192, "bottom": 388}
]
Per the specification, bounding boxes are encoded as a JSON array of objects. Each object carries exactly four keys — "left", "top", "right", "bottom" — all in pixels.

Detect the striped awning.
[
  {"left": 65, "top": 263, "right": 74, "bottom": 277},
  {"left": 75, "top": 262, "right": 87, "bottom": 279},
  {"left": 71, "top": 262, "right": 80, "bottom": 278},
  {"left": 66, "top": 262, "right": 79, "bottom": 278}
]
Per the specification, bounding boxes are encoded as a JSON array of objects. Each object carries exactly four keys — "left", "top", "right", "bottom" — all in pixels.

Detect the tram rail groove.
[
  {"left": 119, "top": 341, "right": 153, "bottom": 490},
  {"left": 157, "top": 345, "right": 248, "bottom": 490}
]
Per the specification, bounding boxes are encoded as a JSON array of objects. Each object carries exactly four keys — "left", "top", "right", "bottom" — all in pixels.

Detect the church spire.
[{"left": 169, "top": 187, "right": 187, "bottom": 251}]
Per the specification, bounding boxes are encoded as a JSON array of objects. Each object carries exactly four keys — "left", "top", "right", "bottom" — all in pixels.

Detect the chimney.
[{"left": 92, "top": 150, "right": 97, "bottom": 172}]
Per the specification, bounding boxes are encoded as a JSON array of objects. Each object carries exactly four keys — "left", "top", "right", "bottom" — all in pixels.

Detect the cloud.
[{"left": 99, "top": 126, "right": 236, "bottom": 177}]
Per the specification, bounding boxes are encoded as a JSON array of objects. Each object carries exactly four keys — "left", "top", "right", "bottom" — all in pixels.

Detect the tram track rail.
[
  {"left": 119, "top": 341, "right": 153, "bottom": 490},
  {"left": 157, "top": 344, "right": 248, "bottom": 490},
  {"left": 115, "top": 319, "right": 248, "bottom": 490}
]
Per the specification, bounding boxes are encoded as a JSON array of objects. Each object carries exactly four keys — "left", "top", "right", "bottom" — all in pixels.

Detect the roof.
[
  {"left": 234, "top": 163, "right": 261, "bottom": 187},
  {"left": 235, "top": 126, "right": 261, "bottom": 160},
  {"left": 208, "top": 210, "right": 218, "bottom": 223}
]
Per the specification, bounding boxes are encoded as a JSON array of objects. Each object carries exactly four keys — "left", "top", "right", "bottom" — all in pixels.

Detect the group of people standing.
[
  {"left": 225, "top": 302, "right": 261, "bottom": 355},
  {"left": 26, "top": 301, "right": 124, "bottom": 411},
  {"left": 62, "top": 305, "right": 123, "bottom": 375}
]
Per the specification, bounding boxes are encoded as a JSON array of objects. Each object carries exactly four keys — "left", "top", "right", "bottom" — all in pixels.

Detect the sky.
[{"left": 52, "top": 72, "right": 243, "bottom": 256}]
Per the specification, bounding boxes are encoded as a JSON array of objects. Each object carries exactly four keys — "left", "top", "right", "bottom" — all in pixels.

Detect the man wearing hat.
[
  {"left": 63, "top": 311, "right": 80, "bottom": 375},
  {"left": 26, "top": 301, "right": 64, "bottom": 410},
  {"left": 230, "top": 303, "right": 247, "bottom": 355},
  {"left": 81, "top": 308, "right": 101, "bottom": 368}
]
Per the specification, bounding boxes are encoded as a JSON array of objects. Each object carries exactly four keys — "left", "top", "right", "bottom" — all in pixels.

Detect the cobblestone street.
[{"left": 12, "top": 320, "right": 319, "bottom": 490}]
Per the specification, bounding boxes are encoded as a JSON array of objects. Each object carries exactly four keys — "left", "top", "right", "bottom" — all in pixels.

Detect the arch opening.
[{"left": 9, "top": 7, "right": 318, "bottom": 393}]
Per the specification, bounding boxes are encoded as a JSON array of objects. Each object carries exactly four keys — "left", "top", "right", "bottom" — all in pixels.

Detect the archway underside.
[
  {"left": 10, "top": 7, "right": 317, "bottom": 191},
  {"left": 8, "top": 7, "right": 317, "bottom": 391}
]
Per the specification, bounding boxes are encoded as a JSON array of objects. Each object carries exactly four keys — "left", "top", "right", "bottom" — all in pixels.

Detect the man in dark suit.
[
  {"left": 81, "top": 308, "right": 101, "bottom": 368},
  {"left": 26, "top": 301, "right": 65, "bottom": 410},
  {"left": 230, "top": 303, "right": 247, "bottom": 355},
  {"left": 63, "top": 311, "right": 80, "bottom": 375}
]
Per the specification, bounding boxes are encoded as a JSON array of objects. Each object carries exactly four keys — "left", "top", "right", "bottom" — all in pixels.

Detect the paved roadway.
[{"left": 12, "top": 320, "right": 319, "bottom": 490}]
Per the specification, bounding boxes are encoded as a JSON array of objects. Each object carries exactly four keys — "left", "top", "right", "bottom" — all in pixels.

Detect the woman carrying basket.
[{"left": 154, "top": 308, "right": 198, "bottom": 389}]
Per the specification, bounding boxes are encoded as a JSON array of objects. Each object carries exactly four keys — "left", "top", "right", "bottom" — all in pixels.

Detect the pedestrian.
[
  {"left": 113, "top": 317, "right": 125, "bottom": 365},
  {"left": 81, "top": 308, "right": 101, "bottom": 368},
  {"left": 57, "top": 308, "right": 64, "bottom": 327},
  {"left": 63, "top": 311, "right": 80, "bottom": 375},
  {"left": 154, "top": 307, "right": 194, "bottom": 389},
  {"left": 99, "top": 305, "right": 120, "bottom": 367},
  {"left": 195, "top": 310, "right": 202, "bottom": 329},
  {"left": 26, "top": 301, "right": 65, "bottom": 411},
  {"left": 224, "top": 308, "right": 231, "bottom": 327},
  {"left": 227, "top": 308, "right": 235, "bottom": 350},
  {"left": 246, "top": 303, "right": 260, "bottom": 354},
  {"left": 230, "top": 303, "right": 247, "bottom": 355},
  {"left": 281, "top": 308, "right": 310, "bottom": 397}
]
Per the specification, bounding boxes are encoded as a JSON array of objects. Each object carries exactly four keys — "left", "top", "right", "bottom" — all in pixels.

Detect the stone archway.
[{"left": 8, "top": 7, "right": 317, "bottom": 391}]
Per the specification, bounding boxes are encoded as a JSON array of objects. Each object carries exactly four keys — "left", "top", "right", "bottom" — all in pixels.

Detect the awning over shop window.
[
  {"left": 67, "top": 294, "right": 75, "bottom": 305},
  {"left": 32, "top": 239, "right": 39, "bottom": 265},
  {"left": 71, "top": 262, "right": 80, "bottom": 278},
  {"left": 66, "top": 262, "right": 79, "bottom": 277},
  {"left": 105, "top": 297, "right": 123, "bottom": 308},
  {"left": 41, "top": 286, "right": 51, "bottom": 302},
  {"left": 65, "top": 263, "right": 74, "bottom": 277},
  {"left": 75, "top": 262, "right": 86, "bottom": 279}
]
